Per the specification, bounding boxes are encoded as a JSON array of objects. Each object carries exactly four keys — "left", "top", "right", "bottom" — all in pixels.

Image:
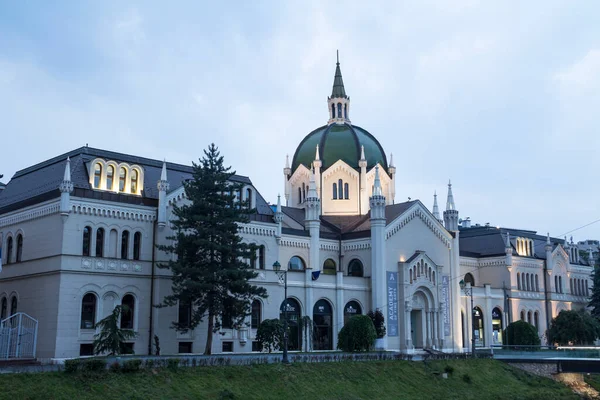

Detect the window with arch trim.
[
  {"left": 323, "top": 259, "right": 336, "bottom": 275},
  {"left": 16, "top": 234, "right": 23, "bottom": 263},
  {"left": 119, "top": 167, "right": 127, "bottom": 192},
  {"left": 10, "top": 297, "right": 17, "bottom": 316},
  {"left": 333, "top": 183, "right": 338, "bottom": 200},
  {"left": 251, "top": 299, "right": 261, "bottom": 329},
  {"left": 337, "top": 103, "right": 342, "bottom": 119},
  {"left": 93, "top": 163, "right": 102, "bottom": 188},
  {"left": 96, "top": 228, "right": 105, "bottom": 257},
  {"left": 121, "top": 230, "right": 130, "bottom": 260},
  {"left": 120, "top": 294, "right": 135, "bottom": 329},
  {"left": 133, "top": 232, "right": 142, "bottom": 261},
  {"left": 338, "top": 179, "right": 343, "bottom": 199},
  {"left": 298, "top": 187, "right": 302, "bottom": 204},
  {"left": 344, "top": 183, "right": 349, "bottom": 199},
  {"left": 83, "top": 226, "right": 92, "bottom": 256},
  {"left": 464, "top": 273, "right": 475, "bottom": 287},
  {"left": 288, "top": 256, "right": 306, "bottom": 271},
  {"left": 130, "top": 169, "right": 138, "bottom": 194},
  {"left": 0, "top": 297, "right": 6, "bottom": 320},
  {"left": 331, "top": 103, "right": 335, "bottom": 118},
  {"left": 348, "top": 259, "right": 364, "bottom": 277},
  {"left": 6, "top": 236, "right": 13, "bottom": 265},
  {"left": 517, "top": 273, "right": 521, "bottom": 290},
  {"left": 81, "top": 293, "right": 97, "bottom": 329},
  {"left": 106, "top": 165, "right": 115, "bottom": 191}
]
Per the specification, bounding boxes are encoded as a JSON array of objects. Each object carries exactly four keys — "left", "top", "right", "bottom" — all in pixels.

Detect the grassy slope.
[{"left": 0, "top": 359, "right": 577, "bottom": 400}]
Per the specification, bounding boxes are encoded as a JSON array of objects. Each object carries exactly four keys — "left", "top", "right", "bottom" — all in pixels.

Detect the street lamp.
[
  {"left": 459, "top": 279, "right": 476, "bottom": 358},
  {"left": 273, "top": 261, "right": 289, "bottom": 364}
]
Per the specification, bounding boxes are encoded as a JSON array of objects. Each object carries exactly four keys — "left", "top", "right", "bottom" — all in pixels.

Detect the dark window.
[
  {"left": 96, "top": 228, "right": 104, "bottom": 257},
  {"left": 10, "top": 297, "right": 17, "bottom": 316},
  {"left": 288, "top": 256, "right": 306, "bottom": 271},
  {"left": 119, "top": 167, "right": 127, "bottom": 192},
  {"left": 178, "top": 342, "right": 193, "bottom": 354},
  {"left": 251, "top": 300, "right": 261, "bottom": 329},
  {"left": 344, "top": 300, "right": 362, "bottom": 325},
  {"left": 313, "top": 299, "right": 333, "bottom": 351},
  {"left": 280, "top": 299, "right": 302, "bottom": 351},
  {"left": 252, "top": 341, "right": 261, "bottom": 352},
  {"left": 258, "top": 245, "right": 265, "bottom": 270},
  {"left": 302, "top": 183, "right": 306, "bottom": 202},
  {"left": 246, "top": 188, "right": 252, "bottom": 208},
  {"left": 344, "top": 103, "right": 347, "bottom": 119},
  {"left": 93, "top": 163, "right": 102, "bottom": 188},
  {"left": 337, "top": 103, "right": 342, "bottom": 119},
  {"left": 0, "top": 298, "right": 7, "bottom": 320},
  {"left": 133, "top": 232, "right": 141, "bottom": 261},
  {"left": 130, "top": 169, "right": 138, "bottom": 194},
  {"left": 120, "top": 294, "right": 135, "bottom": 329},
  {"left": 16, "top": 234, "right": 23, "bottom": 262},
  {"left": 333, "top": 183, "right": 338, "bottom": 200},
  {"left": 222, "top": 298, "right": 234, "bottom": 329},
  {"left": 6, "top": 236, "right": 13, "bottom": 265},
  {"left": 331, "top": 103, "right": 335, "bottom": 118},
  {"left": 122, "top": 342, "right": 134, "bottom": 354},
  {"left": 178, "top": 301, "right": 191, "bottom": 329},
  {"left": 83, "top": 226, "right": 92, "bottom": 256},
  {"left": 344, "top": 183, "right": 349, "bottom": 199},
  {"left": 106, "top": 165, "right": 115, "bottom": 191},
  {"left": 121, "top": 230, "right": 129, "bottom": 260},
  {"left": 348, "top": 259, "right": 364, "bottom": 277},
  {"left": 222, "top": 341, "right": 233, "bottom": 352},
  {"left": 323, "top": 258, "right": 336, "bottom": 275},
  {"left": 298, "top": 188, "right": 302, "bottom": 204},
  {"left": 79, "top": 343, "right": 94, "bottom": 356},
  {"left": 520, "top": 311, "right": 525, "bottom": 321},
  {"left": 338, "top": 179, "right": 343, "bottom": 199},
  {"left": 464, "top": 273, "right": 475, "bottom": 287},
  {"left": 81, "top": 293, "right": 96, "bottom": 329}
]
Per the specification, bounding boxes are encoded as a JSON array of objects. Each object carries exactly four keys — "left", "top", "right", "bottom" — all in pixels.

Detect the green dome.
[{"left": 292, "top": 123, "right": 388, "bottom": 172}]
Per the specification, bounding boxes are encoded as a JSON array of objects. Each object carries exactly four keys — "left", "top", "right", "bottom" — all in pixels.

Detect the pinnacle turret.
[
  {"left": 331, "top": 50, "right": 347, "bottom": 99},
  {"left": 432, "top": 191, "right": 440, "bottom": 220},
  {"left": 327, "top": 51, "right": 351, "bottom": 124},
  {"left": 446, "top": 180, "right": 455, "bottom": 211}
]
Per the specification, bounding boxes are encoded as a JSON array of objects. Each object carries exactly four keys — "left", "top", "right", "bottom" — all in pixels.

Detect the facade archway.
[
  {"left": 313, "top": 299, "right": 333, "bottom": 350},
  {"left": 491, "top": 307, "right": 503, "bottom": 346},
  {"left": 407, "top": 287, "right": 438, "bottom": 349},
  {"left": 343, "top": 300, "right": 362, "bottom": 325},
  {"left": 473, "top": 307, "right": 484, "bottom": 347},
  {"left": 280, "top": 299, "right": 302, "bottom": 351}
]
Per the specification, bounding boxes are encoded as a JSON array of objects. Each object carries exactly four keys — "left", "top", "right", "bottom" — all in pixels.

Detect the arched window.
[
  {"left": 133, "top": 232, "right": 141, "bottom": 261},
  {"left": 492, "top": 307, "right": 503, "bottom": 345},
  {"left": 258, "top": 245, "right": 265, "bottom": 270},
  {"left": 121, "top": 230, "right": 129, "bottom": 260},
  {"left": 81, "top": 293, "right": 97, "bottom": 329},
  {"left": 16, "top": 234, "right": 23, "bottom": 262},
  {"left": 337, "top": 103, "right": 342, "bottom": 119},
  {"left": 520, "top": 310, "right": 525, "bottom": 321},
  {"left": 464, "top": 273, "right": 475, "bottom": 287},
  {"left": 109, "top": 229, "right": 118, "bottom": 258},
  {"left": 95, "top": 228, "right": 104, "bottom": 257},
  {"left": 529, "top": 241, "right": 533, "bottom": 256},
  {"left": 333, "top": 183, "right": 338, "bottom": 200},
  {"left": 280, "top": 299, "right": 301, "bottom": 351},
  {"left": 119, "top": 167, "right": 127, "bottom": 192},
  {"left": 338, "top": 179, "right": 343, "bottom": 199},
  {"left": 559, "top": 276, "right": 563, "bottom": 294},
  {"left": 526, "top": 273, "right": 530, "bottom": 291},
  {"left": 432, "top": 271, "right": 436, "bottom": 285},
  {"left": 344, "top": 183, "right": 349, "bottom": 199},
  {"left": 288, "top": 256, "right": 306, "bottom": 271},
  {"left": 302, "top": 183, "right": 306, "bottom": 202},
  {"left": 251, "top": 300, "right": 261, "bottom": 329},
  {"left": 93, "top": 163, "right": 102, "bottom": 188},
  {"left": 527, "top": 311, "right": 532, "bottom": 325},
  {"left": 130, "top": 169, "right": 138, "bottom": 194},
  {"left": 323, "top": 259, "right": 336, "bottom": 275},
  {"left": 348, "top": 259, "right": 363, "bottom": 277},
  {"left": 10, "top": 297, "right": 17, "bottom": 315},
  {"left": 534, "top": 312, "right": 539, "bottom": 331},
  {"left": 298, "top": 188, "right": 302, "bottom": 204},
  {"left": 120, "top": 294, "right": 135, "bottom": 329},
  {"left": 6, "top": 236, "right": 13, "bottom": 265},
  {"left": 555, "top": 276, "right": 558, "bottom": 293},
  {"left": 106, "top": 165, "right": 115, "bottom": 191},
  {"left": 473, "top": 307, "right": 484, "bottom": 347},
  {"left": 178, "top": 301, "right": 191, "bottom": 329},
  {"left": 313, "top": 299, "right": 333, "bottom": 350},
  {"left": 570, "top": 278, "right": 574, "bottom": 294},
  {"left": 535, "top": 275, "right": 539, "bottom": 292},
  {"left": 344, "top": 103, "right": 347, "bottom": 119},
  {"left": 82, "top": 226, "right": 92, "bottom": 256},
  {"left": 517, "top": 273, "right": 521, "bottom": 290},
  {"left": 0, "top": 298, "right": 6, "bottom": 320},
  {"left": 344, "top": 300, "right": 362, "bottom": 325},
  {"left": 331, "top": 103, "right": 335, "bottom": 118}
]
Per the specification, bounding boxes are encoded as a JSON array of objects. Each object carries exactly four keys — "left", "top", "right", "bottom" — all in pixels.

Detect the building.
[{"left": 0, "top": 57, "right": 595, "bottom": 360}]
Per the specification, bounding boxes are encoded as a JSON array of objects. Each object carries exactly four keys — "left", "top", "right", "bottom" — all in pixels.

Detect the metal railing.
[
  {"left": 0, "top": 313, "right": 38, "bottom": 360},
  {"left": 476, "top": 345, "right": 600, "bottom": 359}
]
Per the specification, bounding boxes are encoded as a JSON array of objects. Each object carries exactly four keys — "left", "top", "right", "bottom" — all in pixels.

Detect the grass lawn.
[{"left": 0, "top": 358, "right": 577, "bottom": 400}]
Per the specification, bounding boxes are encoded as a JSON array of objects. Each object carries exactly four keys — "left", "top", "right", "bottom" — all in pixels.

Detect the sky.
[{"left": 0, "top": 1, "right": 599, "bottom": 241}]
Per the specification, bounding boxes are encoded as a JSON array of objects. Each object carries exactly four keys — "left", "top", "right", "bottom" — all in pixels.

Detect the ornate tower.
[
  {"left": 59, "top": 157, "right": 73, "bottom": 220},
  {"left": 157, "top": 161, "right": 169, "bottom": 229},
  {"left": 443, "top": 181, "right": 459, "bottom": 231},
  {"left": 432, "top": 191, "right": 440, "bottom": 222},
  {"left": 327, "top": 51, "right": 351, "bottom": 125}
]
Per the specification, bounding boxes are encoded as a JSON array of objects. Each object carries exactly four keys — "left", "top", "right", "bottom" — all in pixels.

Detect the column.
[
  {"left": 425, "top": 311, "right": 431, "bottom": 347},
  {"left": 432, "top": 310, "right": 438, "bottom": 349},
  {"left": 438, "top": 306, "right": 444, "bottom": 350},
  {"left": 405, "top": 301, "right": 413, "bottom": 350}
]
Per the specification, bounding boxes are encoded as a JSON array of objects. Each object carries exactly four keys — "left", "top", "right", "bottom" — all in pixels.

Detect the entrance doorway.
[
  {"left": 280, "top": 299, "right": 301, "bottom": 351},
  {"left": 410, "top": 310, "right": 423, "bottom": 348},
  {"left": 313, "top": 300, "right": 333, "bottom": 350}
]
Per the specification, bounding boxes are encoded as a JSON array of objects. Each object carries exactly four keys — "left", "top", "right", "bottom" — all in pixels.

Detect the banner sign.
[
  {"left": 442, "top": 275, "right": 450, "bottom": 336},
  {"left": 387, "top": 271, "right": 399, "bottom": 337}
]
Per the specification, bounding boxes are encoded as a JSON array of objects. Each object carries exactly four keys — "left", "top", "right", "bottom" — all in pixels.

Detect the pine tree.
[
  {"left": 93, "top": 305, "right": 138, "bottom": 355},
  {"left": 589, "top": 266, "right": 600, "bottom": 318},
  {"left": 158, "top": 144, "right": 267, "bottom": 355}
]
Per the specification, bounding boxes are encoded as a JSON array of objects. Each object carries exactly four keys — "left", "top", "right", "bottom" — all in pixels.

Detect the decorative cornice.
[
  {"left": 0, "top": 200, "right": 60, "bottom": 228},
  {"left": 239, "top": 223, "right": 277, "bottom": 237},
  {"left": 279, "top": 237, "right": 310, "bottom": 249},
  {"left": 289, "top": 165, "right": 311, "bottom": 186},
  {"left": 81, "top": 258, "right": 143, "bottom": 273},
  {"left": 343, "top": 241, "right": 371, "bottom": 251},
  {"left": 321, "top": 160, "right": 359, "bottom": 180},
  {"left": 71, "top": 200, "right": 156, "bottom": 222},
  {"left": 320, "top": 242, "right": 339, "bottom": 251},
  {"left": 386, "top": 203, "right": 451, "bottom": 248}
]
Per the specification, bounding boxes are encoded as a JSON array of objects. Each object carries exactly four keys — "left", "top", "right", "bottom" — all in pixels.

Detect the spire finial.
[
  {"left": 330, "top": 51, "right": 347, "bottom": 99},
  {"left": 547, "top": 233, "right": 551, "bottom": 245},
  {"left": 432, "top": 191, "right": 440, "bottom": 220},
  {"left": 285, "top": 154, "right": 290, "bottom": 169},
  {"left": 160, "top": 160, "right": 168, "bottom": 181},
  {"left": 360, "top": 145, "right": 365, "bottom": 161},
  {"left": 506, "top": 232, "right": 511, "bottom": 248},
  {"left": 337, "top": 49, "right": 339, "bottom": 65},
  {"left": 63, "top": 157, "right": 71, "bottom": 182},
  {"left": 372, "top": 165, "right": 383, "bottom": 196},
  {"left": 276, "top": 193, "right": 282, "bottom": 213},
  {"left": 315, "top": 145, "right": 320, "bottom": 161},
  {"left": 446, "top": 180, "right": 455, "bottom": 211}
]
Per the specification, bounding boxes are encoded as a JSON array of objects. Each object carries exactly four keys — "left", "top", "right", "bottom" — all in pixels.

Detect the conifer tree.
[
  {"left": 589, "top": 266, "right": 600, "bottom": 318},
  {"left": 158, "top": 144, "right": 267, "bottom": 355}
]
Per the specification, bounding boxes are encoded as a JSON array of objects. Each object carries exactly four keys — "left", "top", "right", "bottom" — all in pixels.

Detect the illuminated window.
[
  {"left": 106, "top": 165, "right": 115, "bottom": 191},
  {"left": 288, "top": 256, "right": 306, "bottom": 271},
  {"left": 130, "top": 169, "right": 138, "bottom": 194},
  {"left": 94, "top": 164, "right": 102, "bottom": 188},
  {"left": 323, "top": 259, "right": 336, "bottom": 275},
  {"left": 119, "top": 167, "right": 127, "bottom": 192}
]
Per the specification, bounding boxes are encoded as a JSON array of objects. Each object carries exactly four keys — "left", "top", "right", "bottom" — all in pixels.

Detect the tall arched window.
[
  {"left": 520, "top": 310, "right": 525, "bottom": 321},
  {"left": 10, "top": 297, "right": 17, "bottom": 315},
  {"left": 526, "top": 273, "right": 530, "bottom": 291},
  {"left": 344, "top": 183, "right": 349, "bottom": 199},
  {"left": 120, "top": 294, "right": 135, "bottom": 329},
  {"left": 535, "top": 275, "right": 539, "bottom": 292},
  {"left": 313, "top": 299, "right": 333, "bottom": 350},
  {"left": 288, "top": 256, "right": 306, "bottom": 271},
  {"left": 6, "top": 236, "right": 13, "bottom": 265},
  {"left": 527, "top": 311, "right": 532, "bottom": 325},
  {"left": 344, "top": 301, "right": 362, "bottom": 325},
  {"left": 570, "top": 278, "right": 574, "bottom": 294},
  {"left": 95, "top": 228, "right": 104, "bottom": 257},
  {"left": 298, "top": 187, "right": 302, "bottom": 204},
  {"left": 559, "top": 276, "right": 563, "bottom": 294},
  {"left": 302, "top": 183, "right": 306, "bottom": 202},
  {"left": 93, "top": 163, "right": 102, "bottom": 188},
  {"left": 464, "top": 273, "right": 475, "bottom": 287},
  {"left": 121, "top": 230, "right": 129, "bottom": 260},
  {"left": 492, "top": 307, "right": 503, "bottom": 345},
  {"left": 333, "top": 183, "right": 338, "bottom": 200},
  {"left": 555, "top": 276, "right": 558, "bottom": 293},
  {"left": 473, "top": 307, "right": 484, "bottom": 346},
  {"left": 109, "top": 229, "right": 118, "bottom": 258},
  {"left": 246, "top": 188, "right": 253, "bottom": 208},
  {"left": 331, "top": 103, "right": 335, "bottom": 118},
  {"left": 0, "top": 298, "right": 6, "bottom": 320},
  {"left": 81, "top": 293, "right": 97, "bottom": 329},
  {"left": 106, "top": 165, "right": 115, "bottom": 191},
  {"left": 251, "top": 300, "right": 261, "bottom": 329},
  {"left": 130, "top": 169, "right": 138, "bottom": 194},
  {"left": 133, "top": 232, "right": 141, "bottom": 261},
  {"left": 338, "top": 179, "right": 343, "bottom": 199},
  {"left": 323, "top": 259, "right": 336, "bottom": 275},
  {"left": 82, "top": 226, "right": 92, "bottom": 256},
  {"left": 16, "top": 234, "right": 23, "bottom": 262},
  {"left": 258, "top": 245, "right": 265, "bottom": 270},
  {"left": 344, "top": 103, "right": 347, "bottom": 119},
  {"left": 517, "top": 273, "right": 521, "bottom": 290},
  {"left": 534, "top": 311, "right": 539, "bottom": 331},
  {"left": 337, "top": 103, "right": 342, "bottom": 119},
  {"left": 348, "top": 259, "right": 364, "bottom": 277},
  {"left": 280, "top": 299, "right": 301, "bottom": 351},
  {"left": 119, "top": 167, "right": 127, "bottom": 192}
]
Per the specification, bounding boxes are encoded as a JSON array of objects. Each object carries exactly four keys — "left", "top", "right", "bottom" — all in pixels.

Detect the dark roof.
[{"left": 0, "top": 146, "right": 272, "bottom": 216}]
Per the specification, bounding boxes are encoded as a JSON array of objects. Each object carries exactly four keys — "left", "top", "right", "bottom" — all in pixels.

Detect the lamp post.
[
  {"left": 459, "top": 280, "right": 476, "bottom": 357},
  {"left": 273, "top": 261, "right": 289, "bottom": 364}
]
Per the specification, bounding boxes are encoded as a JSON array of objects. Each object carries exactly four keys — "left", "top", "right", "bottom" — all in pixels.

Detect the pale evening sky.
[{"left": 0, "top": 1, "right": 599, "bottom": 240}]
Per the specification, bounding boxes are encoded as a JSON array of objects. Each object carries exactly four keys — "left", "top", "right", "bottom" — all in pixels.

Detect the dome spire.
[
  {"left": 331, "top": 50, "right": 347, "bottom": 99},
  {"left": 327, "top": 51, "right": 351, "bottom": 125}
]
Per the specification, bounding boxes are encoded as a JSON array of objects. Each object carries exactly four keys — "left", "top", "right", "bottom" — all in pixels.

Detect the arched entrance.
[
  {"left": 409, "top": 289, "right": 437, "bottom": 349},
  {"left": 473, "top": 307, "right": 484, "bottom": 347},
  {"left": 491, "top": 307, "right": 503, "bottom": 346},
  {"left": 313, "top": 299, "right": 333, "bottom": 350},
  {"left": 280, "top": 299, "right": 301, "bottom": 351},
  {"left": 343, "top": 301, "right": 362, "bottom": 325}
]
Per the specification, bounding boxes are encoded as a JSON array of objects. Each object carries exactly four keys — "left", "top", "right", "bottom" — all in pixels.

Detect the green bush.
[
  {"left": 503, "top": 320, "right": 541, "bottom": 348},
  {"left": 64, "top": 359, "right": 81, "bottom": 373},
  {"left": 547, "top": 310, "right": 600, "bottom": 345},
  {"left": 109, "top": 361, "right": 121, "bottom": 372},
  {"left": 367, "top": 310, "right": 386, "bottom": 339},
  {"left": 256, "top": 319, "right": 284, "bottom": 353},
  {"left": 122, "top": 359, "right": 142, "bottom": 372},
  {"left": 337, "top": 315, "right": 377, "bottom": 352},
  {"left": 81, "top": 358, "right": 106, "bottom": 372},
  {"left": 167, "top": 358, "right": 180, "bottom": 371}
]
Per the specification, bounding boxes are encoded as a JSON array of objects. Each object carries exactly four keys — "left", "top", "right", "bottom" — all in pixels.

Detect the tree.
[
  {"left": 337, "top": 315, "right": 377, "bottom": 352},
  {"left": 503, "top": 320, "right": 540, "bottom": 349},
  {"left": 256, "top": 319, "right": 284, "bottom": 353},
  {"left": 367, "top": 310, "right": 386, "bottom": 339},
  {"left": 589, "top": 266, "right": 600, "bottom": 318},
  {"left": 93, "top": 305, "right": 138, "bottom": 355},
  {"left": 547, "top": 309, "right": 600, "bottom": 345},
  {"left": 158, "top": 144, "right": 268, "bottom": 355}
]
